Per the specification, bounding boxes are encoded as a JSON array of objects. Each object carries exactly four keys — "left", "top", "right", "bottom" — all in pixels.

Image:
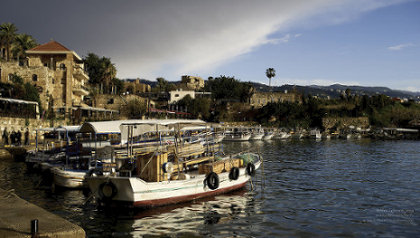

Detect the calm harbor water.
[{"left": 1, "top": 139, "right": 419, "bottom": 237}]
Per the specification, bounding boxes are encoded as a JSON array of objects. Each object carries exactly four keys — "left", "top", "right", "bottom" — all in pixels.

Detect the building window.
[
  {"left": 8, "top": 74, "right": 13, "bottom": 81},
  {"left": 175, "top": 94, "right": 179, "bottom": 97},
  {"left": 32, "top": 74, "right": 38, "bottom": 81},
  {"left": 59, "top": 63, "right": 66, "bottom": 70},
  {"left": 52, "top": 78, "right": 55, "bottom": 84}
]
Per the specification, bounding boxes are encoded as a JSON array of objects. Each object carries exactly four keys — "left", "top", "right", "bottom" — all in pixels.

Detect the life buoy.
[
  {"left": 206, "top": 172, "right": 219, "bottom": 190},
  {"left": 246, "top": 163, "right": 256, "bottom": 177},
  {"left": 229, "top": 167, "right": 240, "bottom": 180},
  {"left": 162, "top": 162, "right": 174, "bottom": 174},
  {"left": 98, "top": 181, "right": 118, "bottom": 200}
]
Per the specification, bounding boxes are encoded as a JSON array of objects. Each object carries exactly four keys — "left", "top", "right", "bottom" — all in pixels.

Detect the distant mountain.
[
  {"left": 123, "top": 78, "right": 420, "bottom": 101},
  {"left": 250, "top": 82, "right": 420, "bottom": 100}
]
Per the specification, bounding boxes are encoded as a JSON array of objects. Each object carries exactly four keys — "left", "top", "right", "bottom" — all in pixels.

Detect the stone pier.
[{"left": 0, "top": 188, "right": 85, "bottom": 238}]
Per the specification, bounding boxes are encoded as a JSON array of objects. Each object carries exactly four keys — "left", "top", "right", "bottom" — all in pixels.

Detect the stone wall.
[
  {"left": 181, "top": 75, "right": 204, "bottom": 90},
  {"left": 250, "top": 92, "right": 301, "bottom": 108},
  {"left": 322, "top": 117, "right": 369, "bottom": 131},
  {"left": 124, "top": 79, "right": 151, "bottom": 94},
  {"left": 0, "top": 116, "right": 65, "bottom": 142}
]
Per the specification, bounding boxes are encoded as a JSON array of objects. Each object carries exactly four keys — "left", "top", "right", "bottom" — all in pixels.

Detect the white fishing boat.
[
  {"left": 275, "top": 131, "right": 291, "bottom": 139},
  {"left": 263, "top": 131, "right": 274, "bottom": 140},
  {"left": 250, "top": 127, "right": 264, "bottom": 140},
  {"left": 86, "top": 120, "right": 261, "bottom": 208},
  {"left": 310, "top": 129, "right": 322, "bottom": 140},
  {"left": 25, "top": 126, "right": 81, "bottom": 171},
  {"left": 52, "top": 167, "right": 88, "bottom": 188},
  {"left": 223, "top": 127, "right": 251, "bottom": 141}
]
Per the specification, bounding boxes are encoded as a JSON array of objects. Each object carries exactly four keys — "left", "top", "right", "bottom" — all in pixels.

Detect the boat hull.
[
  {"left": 87, "top": 161, "right": 260, "bottom": 208},
  {"left": 223, "top": 134, "right": 251, "bottom": 141},
  {"left": 53, "top": 168, "right": 87, "bottom": 189}
]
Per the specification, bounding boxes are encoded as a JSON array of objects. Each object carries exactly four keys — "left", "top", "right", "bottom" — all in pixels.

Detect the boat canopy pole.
[{"left": 35, "top": 130, "right": 38, "bottom": 152}]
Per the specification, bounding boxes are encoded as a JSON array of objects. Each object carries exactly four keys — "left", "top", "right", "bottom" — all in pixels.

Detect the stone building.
[
  {"left": 181, "top": 75, "right": 204, "bottom": 90},
  {"left": 250, "top": 91, "right": 301, "bottom": 108},
  {"left": 124, "top": 78, "right": 151, "bottom": 95},
  {"left": 0, "top": 40, "right": 89, "bottom": 116}
]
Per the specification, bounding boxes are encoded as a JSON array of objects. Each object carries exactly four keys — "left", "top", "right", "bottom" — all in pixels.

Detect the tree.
[
  {"left": 156, "top": 77, "right": 168, "bottom": 92},
  {"left": 266, "top": 68, "right": 276, "bottom": 88},
  {"left": 84, "top": 53, "right": 118, "bottom": 94},
  {"left": 0, "top": 22, "right": 18, "bottom": 61},
  {"left": 125, "top": 99, "right": 147, "bottom": 119},
  {"left": 205, "top": 75, "right": 252, "bottom": 103},
  {"left": 12, "top": 34, "right": 38, "bottom": 62},
  {"left": 101, "top": 57, "right": 117, "bottom": 93}
]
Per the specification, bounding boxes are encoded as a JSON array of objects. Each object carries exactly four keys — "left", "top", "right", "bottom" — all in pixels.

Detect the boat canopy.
[
  {"left": 120, "top": 119, "right": 206, "bottom": 144},
  {"left": 36, "top": 125, "right": 81, "bottom": 132},
  {"left": 80, "top": 119, "right": 206, "bottom": 137}
]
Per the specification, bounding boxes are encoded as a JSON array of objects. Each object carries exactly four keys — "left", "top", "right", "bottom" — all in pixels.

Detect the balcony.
[
  {"left": 73, "top": 86, "right": 89, "bottom": 96},
  {"left": 73, "top": 65, "right": 89, "bottom": 80}
]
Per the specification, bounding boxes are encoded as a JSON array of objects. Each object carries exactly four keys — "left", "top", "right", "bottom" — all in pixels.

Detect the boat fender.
[
  {"left": 206, "top": 172, "right": 219, "bottom": 190},
  {"left": 246, "top": 163, "right": 256, "bottom": 177},
  {"left": 162, "top": 162, "right": 174, "bottom": 174},
  {"left": 87, "top": 168, "right": 103, "bottom": 177},
  {"left": 229, "top": 167, "right": 240, "bottom": 180},
  {"left": 98, "top": 181, "right": 118, "bottom": 200}
]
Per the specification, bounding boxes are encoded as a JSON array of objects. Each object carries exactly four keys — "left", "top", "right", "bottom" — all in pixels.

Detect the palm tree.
[
  {"left": 0, "top": 23, "right": 18, "bottom": 61},
  {"left": 156, "top": 77, "right": 168, "bottom": 92},
  {"left": 101, "top": 57, "right": 116, "bottom": 94},
  {"left": 12, "top": 34, "right": 38, "bottom": 63},
  {"left": 266, "top": 68, "right": 276, "bottom": 88}
]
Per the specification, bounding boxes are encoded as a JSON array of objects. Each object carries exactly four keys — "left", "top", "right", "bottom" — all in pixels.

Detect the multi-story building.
[{"left": 0, "top": 40, "right": 90, "bottom": 117}]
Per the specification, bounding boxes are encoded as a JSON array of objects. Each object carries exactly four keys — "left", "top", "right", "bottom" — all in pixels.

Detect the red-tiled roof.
[{"left": 28, "top": 40, "right": 71, "bottom": 52}]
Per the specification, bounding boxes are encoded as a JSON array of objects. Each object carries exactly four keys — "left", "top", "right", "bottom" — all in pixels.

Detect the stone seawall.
[
  {"left": 0, "top": 188, "right": 85, "bottom": 238},
  {"left": 322, "top": 117, "right": 369, "bottom": 130},
  {"left": 0, "top": 116, "right": 67, "bottom": 142}
]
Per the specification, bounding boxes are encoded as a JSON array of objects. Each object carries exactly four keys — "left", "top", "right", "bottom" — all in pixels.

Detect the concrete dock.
[{"left": 0, "top": 188, "right": 85, "bottom": 238}]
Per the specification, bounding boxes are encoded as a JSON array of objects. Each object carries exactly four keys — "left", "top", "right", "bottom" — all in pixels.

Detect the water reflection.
[
  {"left": 1, "top": 139, "right": 419, "bottom": 237},
  {"left": 108, "top": 190, "right": 256, "bottom": 237}
]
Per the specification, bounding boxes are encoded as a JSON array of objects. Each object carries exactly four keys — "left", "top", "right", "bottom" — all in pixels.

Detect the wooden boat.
[{"left": 86, "top": 120, "right": 261, "bottom": 208}]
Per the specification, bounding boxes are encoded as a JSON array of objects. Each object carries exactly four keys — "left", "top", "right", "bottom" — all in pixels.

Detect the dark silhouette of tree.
[
  {"left": 12, "top": 34, "right": 38, "bottom": 62},
  {"left": 0, "top": 22, "right": 18, "bottom": 61},
  {"left": 266, "top": 68, "right": 276, "bottom": 87}
]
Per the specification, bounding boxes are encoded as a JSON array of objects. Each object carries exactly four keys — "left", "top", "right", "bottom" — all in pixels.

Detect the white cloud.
[
  {"left": 388, "top": 43, "right": 414, "bottom": 51},
  {"left": 2, "top": 0, "right": 412, "bottom": 79}
]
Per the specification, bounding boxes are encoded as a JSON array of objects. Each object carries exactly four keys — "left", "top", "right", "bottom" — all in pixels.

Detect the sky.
[{"left": 1, "top": 0, "right": 420, "bottom": 91}]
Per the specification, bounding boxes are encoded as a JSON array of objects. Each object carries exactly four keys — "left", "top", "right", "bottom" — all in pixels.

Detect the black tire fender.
[
  {"left": 206, "top": 172, "right": 219, "bottom": 190},
  {"left": 246, "top": 163, "right": 256, "bottom": 177},
  {"left": 98, "top": 181, "right": 118, "bottom": 200},
  {"left": 229, "top": 167, "right": 240, "bottom": 180}
]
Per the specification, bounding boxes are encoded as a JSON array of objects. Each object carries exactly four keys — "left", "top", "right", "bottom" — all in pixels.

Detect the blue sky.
[
  {"left": 1, "top": 0, "right": 419, "bottom": 91},
  {"left": 206, "top": 1, "right": 420, "bottom": 91}
]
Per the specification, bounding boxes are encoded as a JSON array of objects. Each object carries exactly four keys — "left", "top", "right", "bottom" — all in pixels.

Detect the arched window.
[
  {"left": 32, "top": 74, "right": 38, "bottom": 81},
  {"left": 52, "top": 78, "right": 55, "bottom": 84},
  {"left": 8, "top": 74, "right": 13, "bottom": 81}
]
